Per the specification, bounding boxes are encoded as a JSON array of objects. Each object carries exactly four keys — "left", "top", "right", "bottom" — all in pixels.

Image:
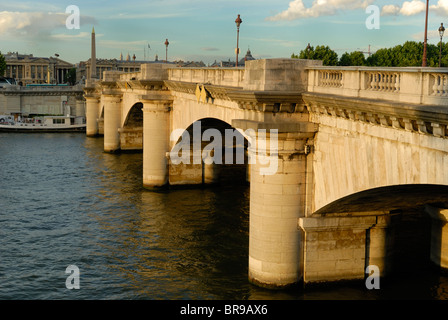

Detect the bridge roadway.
[{"left": 84, "top": 59, "right": 448, "bottom": 288}]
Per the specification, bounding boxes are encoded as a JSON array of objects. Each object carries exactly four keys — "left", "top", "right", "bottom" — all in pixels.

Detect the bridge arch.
[
  {"left": 313, "top": 184, "right": 448, "bottom": 216},
  {"left": 118, "top": 102, "right": 144, "bottom": 152},
  {"left": 123, "top": 102, "right": 143, "bottom": 128},
  {"left": 168, "top": 117, "right": 250, "bottom": 186}
]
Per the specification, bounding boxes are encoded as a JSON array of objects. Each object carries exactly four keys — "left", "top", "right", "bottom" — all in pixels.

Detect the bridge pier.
[
  {"left": 119, "top": 127, "right": 143, "bottom": 151},
  {"left": 142, "top": 98, "right": 172, "bottom": 189},
  {"left": 238, "top": 121, "right": 317, "bottom": 288},
  {"left": 298, "top": 212, "right": 400, "bottom": 284},
  {"left": 85, "top": 96, "right": 99, "bottom": 136},
  {"left": 168, "top": 142, "right": 227, "bottom": 186},
  {"left": 103, "top": 95, "right": 122, "bottom": 153},
  {"left": 84, "top": 88, "right": 100, "bottom": 137},
  {"left": 426, "top": 206, "right": 448, "bottom": 269}
]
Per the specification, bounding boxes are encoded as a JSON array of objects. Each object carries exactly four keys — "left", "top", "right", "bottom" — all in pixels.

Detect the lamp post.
[
  {"left": 235, "top": 14, "right": 242, "bottom": 67},
  {"left": 422, "top": 0, "right": 429, "bottom": 67},
  {"left": 306, "top": 43, "right": 311, "bottom": 59},
  {"left": 439, "top": 23, "right": 445, "bottom": 67},
  {"left": 165, "top": 39, "right": 169, "bottom": 63}
]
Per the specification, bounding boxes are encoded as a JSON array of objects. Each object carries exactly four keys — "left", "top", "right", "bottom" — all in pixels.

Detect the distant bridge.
[
  {"left": 0, "top": 85, "right": 85, "bottom": 117},
  {"left": 84, "top": 59, "right": 448, "bottom": 288}
]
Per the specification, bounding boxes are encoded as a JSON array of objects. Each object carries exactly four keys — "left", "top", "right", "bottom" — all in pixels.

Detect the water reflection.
[
  {"left": 81, "top": 137, "right": 252, "bottom": 299},
  {"left": 2, "top": 133, "right": 448, "bottom": 300}
]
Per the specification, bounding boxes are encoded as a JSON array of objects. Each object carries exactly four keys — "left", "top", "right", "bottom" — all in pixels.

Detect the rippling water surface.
[{"left": 1, "top": 133, "right": 448, "bottom": 300}]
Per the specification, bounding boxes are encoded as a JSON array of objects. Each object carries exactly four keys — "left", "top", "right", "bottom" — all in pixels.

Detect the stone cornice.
[
  {"left": 100, "top": 81, "right": 121, "bottom": 96},
  {"left": 83, "top": 84, "right": 101, "bottom": 96},
  {"left": 163, "top": 80, "right": 197, "bottom": 95},
  {"left": 116, "top": 80, "right": 167, "bottom": 91},
  {"left": 227, "top": 90, "right": 305, "bottom": 113},
  {"left": 303, "top": 92, "right": 448, "bottom": 138},
  {"left": 164, "top": 80, "right": 306, "bottom": 113}
]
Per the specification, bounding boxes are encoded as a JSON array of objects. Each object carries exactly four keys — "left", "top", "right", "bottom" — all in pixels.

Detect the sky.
[{"left": 1, "top": 0, "right": 448, "bottom": 65}]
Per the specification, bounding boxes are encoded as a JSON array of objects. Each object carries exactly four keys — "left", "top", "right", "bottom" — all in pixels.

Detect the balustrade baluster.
[{"left": 443, "top": 75, "right": 448, "bottom": 96}]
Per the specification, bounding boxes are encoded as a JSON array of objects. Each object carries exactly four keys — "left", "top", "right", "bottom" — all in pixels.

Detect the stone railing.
[
  {"left": 431, "top": 73, "right": 448, "bottom": 97},
  {"left": 168, "top": 67, "right": 245, "bottom": 87},
  {"left": 307, "top": 66, "right": 448, "bottom": 106}
]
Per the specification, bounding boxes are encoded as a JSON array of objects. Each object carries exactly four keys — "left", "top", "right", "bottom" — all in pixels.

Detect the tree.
[
  {"left": 366, "top": 41, "right": 442, "bottom": 67},
  {"left": 338, "top": 52, "right": 352, "bottom": 66},
  {"left": 292, "top": 44, "right": 338, "bottom": 66},
  {"left": 339, "top": 51, "right": 366, "bottom": 66},
  {"left": 0, "top": 52, "right": 6, "bottom": 77},
  {"left": 292, "top": 40, "right": 447, "bottom": 67},
  {"left": 313, "top": 45, "right": 339, "bottom": 66},
  {"left": 64, "top": 67, "right": 77, "bottom": 85}
]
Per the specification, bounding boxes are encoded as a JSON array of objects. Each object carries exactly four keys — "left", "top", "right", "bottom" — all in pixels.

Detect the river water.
[{"left": 1, "top": 133, "right": 448, "bottom": 301}]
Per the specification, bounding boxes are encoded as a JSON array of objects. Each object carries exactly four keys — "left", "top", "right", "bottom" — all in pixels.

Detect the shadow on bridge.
[
  {"left": 314, "top": 184, "right": 448, "bottom": 215},
  {"left": 300, "top": 184, "right": 448, "bottom": 285}
]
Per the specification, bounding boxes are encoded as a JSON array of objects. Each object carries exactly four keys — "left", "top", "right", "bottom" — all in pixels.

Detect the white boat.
[{"left": 0, "top": 115, "right": 86, "bottom": 132}]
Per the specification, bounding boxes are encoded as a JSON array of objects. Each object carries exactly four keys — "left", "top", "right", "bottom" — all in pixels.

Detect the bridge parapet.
[
  {"left": 168, "top": 67, "right": 245, "bottom": 87},
  {"left": 307, "top": 66, "right": 448, "bottom": 106}
]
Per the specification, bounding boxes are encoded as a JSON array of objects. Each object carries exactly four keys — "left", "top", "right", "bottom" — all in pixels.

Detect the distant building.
[
  {"left": 174, "top": 60, "right": 206, "bottom": 67},
  {"left": 3, "top": 52, "right": 74, "bottom": 85},
  {"left": 210, "top": 48, "right": 256, "bottom": 67},
  {"left": 76, "top": 54, "right": 178, "bottom": 83},
  {"left": 77, "top": 27, "right": 160, "bottom": 84},
  {"left": 76, "top": 58, "right": 143, "bottom": 83}
]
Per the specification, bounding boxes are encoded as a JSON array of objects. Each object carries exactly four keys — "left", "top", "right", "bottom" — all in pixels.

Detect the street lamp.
[
  {"left": 235, "top": 14, "right": 242, "bottom": 67},
  {"left": 439, "top": 23, "right": 445, "bottom": 67},
  {"left": 165, "top": 39, "right": 169, "bottom": 63},
  {"left": 422, "top": 0, "right": 429, "bottom": 67},
  {"left": 306, "top": 43, "right": 311, "bottom": 59}
]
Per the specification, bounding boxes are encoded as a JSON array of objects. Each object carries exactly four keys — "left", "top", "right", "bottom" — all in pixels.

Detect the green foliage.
[
  {"left": 292, "top": 45, "right": 338, "bottom": 66},
  {"left": 0, "top": 52, "right": 6, "bottom": 77},
  {"left": 292, "top": 41, "right": 448, "bottom": 67},
  {"left": 64, "top": 67, "right": 77, "bottom": 85},
  {"left": 339, "top": 51, "right": 366, "bottom": 66}
]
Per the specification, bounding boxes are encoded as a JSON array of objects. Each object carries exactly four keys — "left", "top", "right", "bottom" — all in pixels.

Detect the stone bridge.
[{"left": 84, "top": 59, "right": 448, "bottom": 288}]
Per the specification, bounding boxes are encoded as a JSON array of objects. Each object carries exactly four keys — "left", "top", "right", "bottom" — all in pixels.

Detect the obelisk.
[{"left": 90, "top": 26, "right": 97, "bottom": 79}]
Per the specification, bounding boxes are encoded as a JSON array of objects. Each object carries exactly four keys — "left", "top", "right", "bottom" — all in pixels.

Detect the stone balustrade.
[
  {"left": 168, "top": 67, "right": 245, "bottom": 88},
  {"left": 307, "top": 66, "right": 448, "bottom": 106}
]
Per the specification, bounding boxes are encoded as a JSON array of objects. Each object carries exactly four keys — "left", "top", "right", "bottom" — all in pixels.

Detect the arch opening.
[
  {"left": 120, "top": 102, "right": 143, "bottom": 151},
  {"left": 311, "top": 184, "right": 448, "bottom": 282},
  {"left": 123, "top": 102, "right": 143, "bottom": 128},
  {"left": 169, "top": 117, "right": 250, "bottom": 186}
]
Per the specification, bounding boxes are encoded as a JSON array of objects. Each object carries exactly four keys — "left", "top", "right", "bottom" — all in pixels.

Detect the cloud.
[
  {"left": 266, "top": 0, "right": 374, "bottom": 21},
  {"left": 0, "top": 10, "right": 96, "bottom": 38},
  {"left": 0, "top": 11, "right": 65, "bottom": 36},
  {"left": 412, "top": 29, "right": 442, "bottom": 40},
  {"left": 0, "top": 2, "right": 60, "bottom": 12},
  {"left": 431, "top": 0, "right": 448, "bottom": 15},
  {"left": 50, "top": 32, "right": 91, "bottom": 40},
  {"left": 401, "top": 0, "right": 426, "bottom": 15},
  {"left": 381, "top": 4, "right": 401, "bottom": 16},
  {"left": 382, "top": 0, "right": 448, "bottom": 16}
]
